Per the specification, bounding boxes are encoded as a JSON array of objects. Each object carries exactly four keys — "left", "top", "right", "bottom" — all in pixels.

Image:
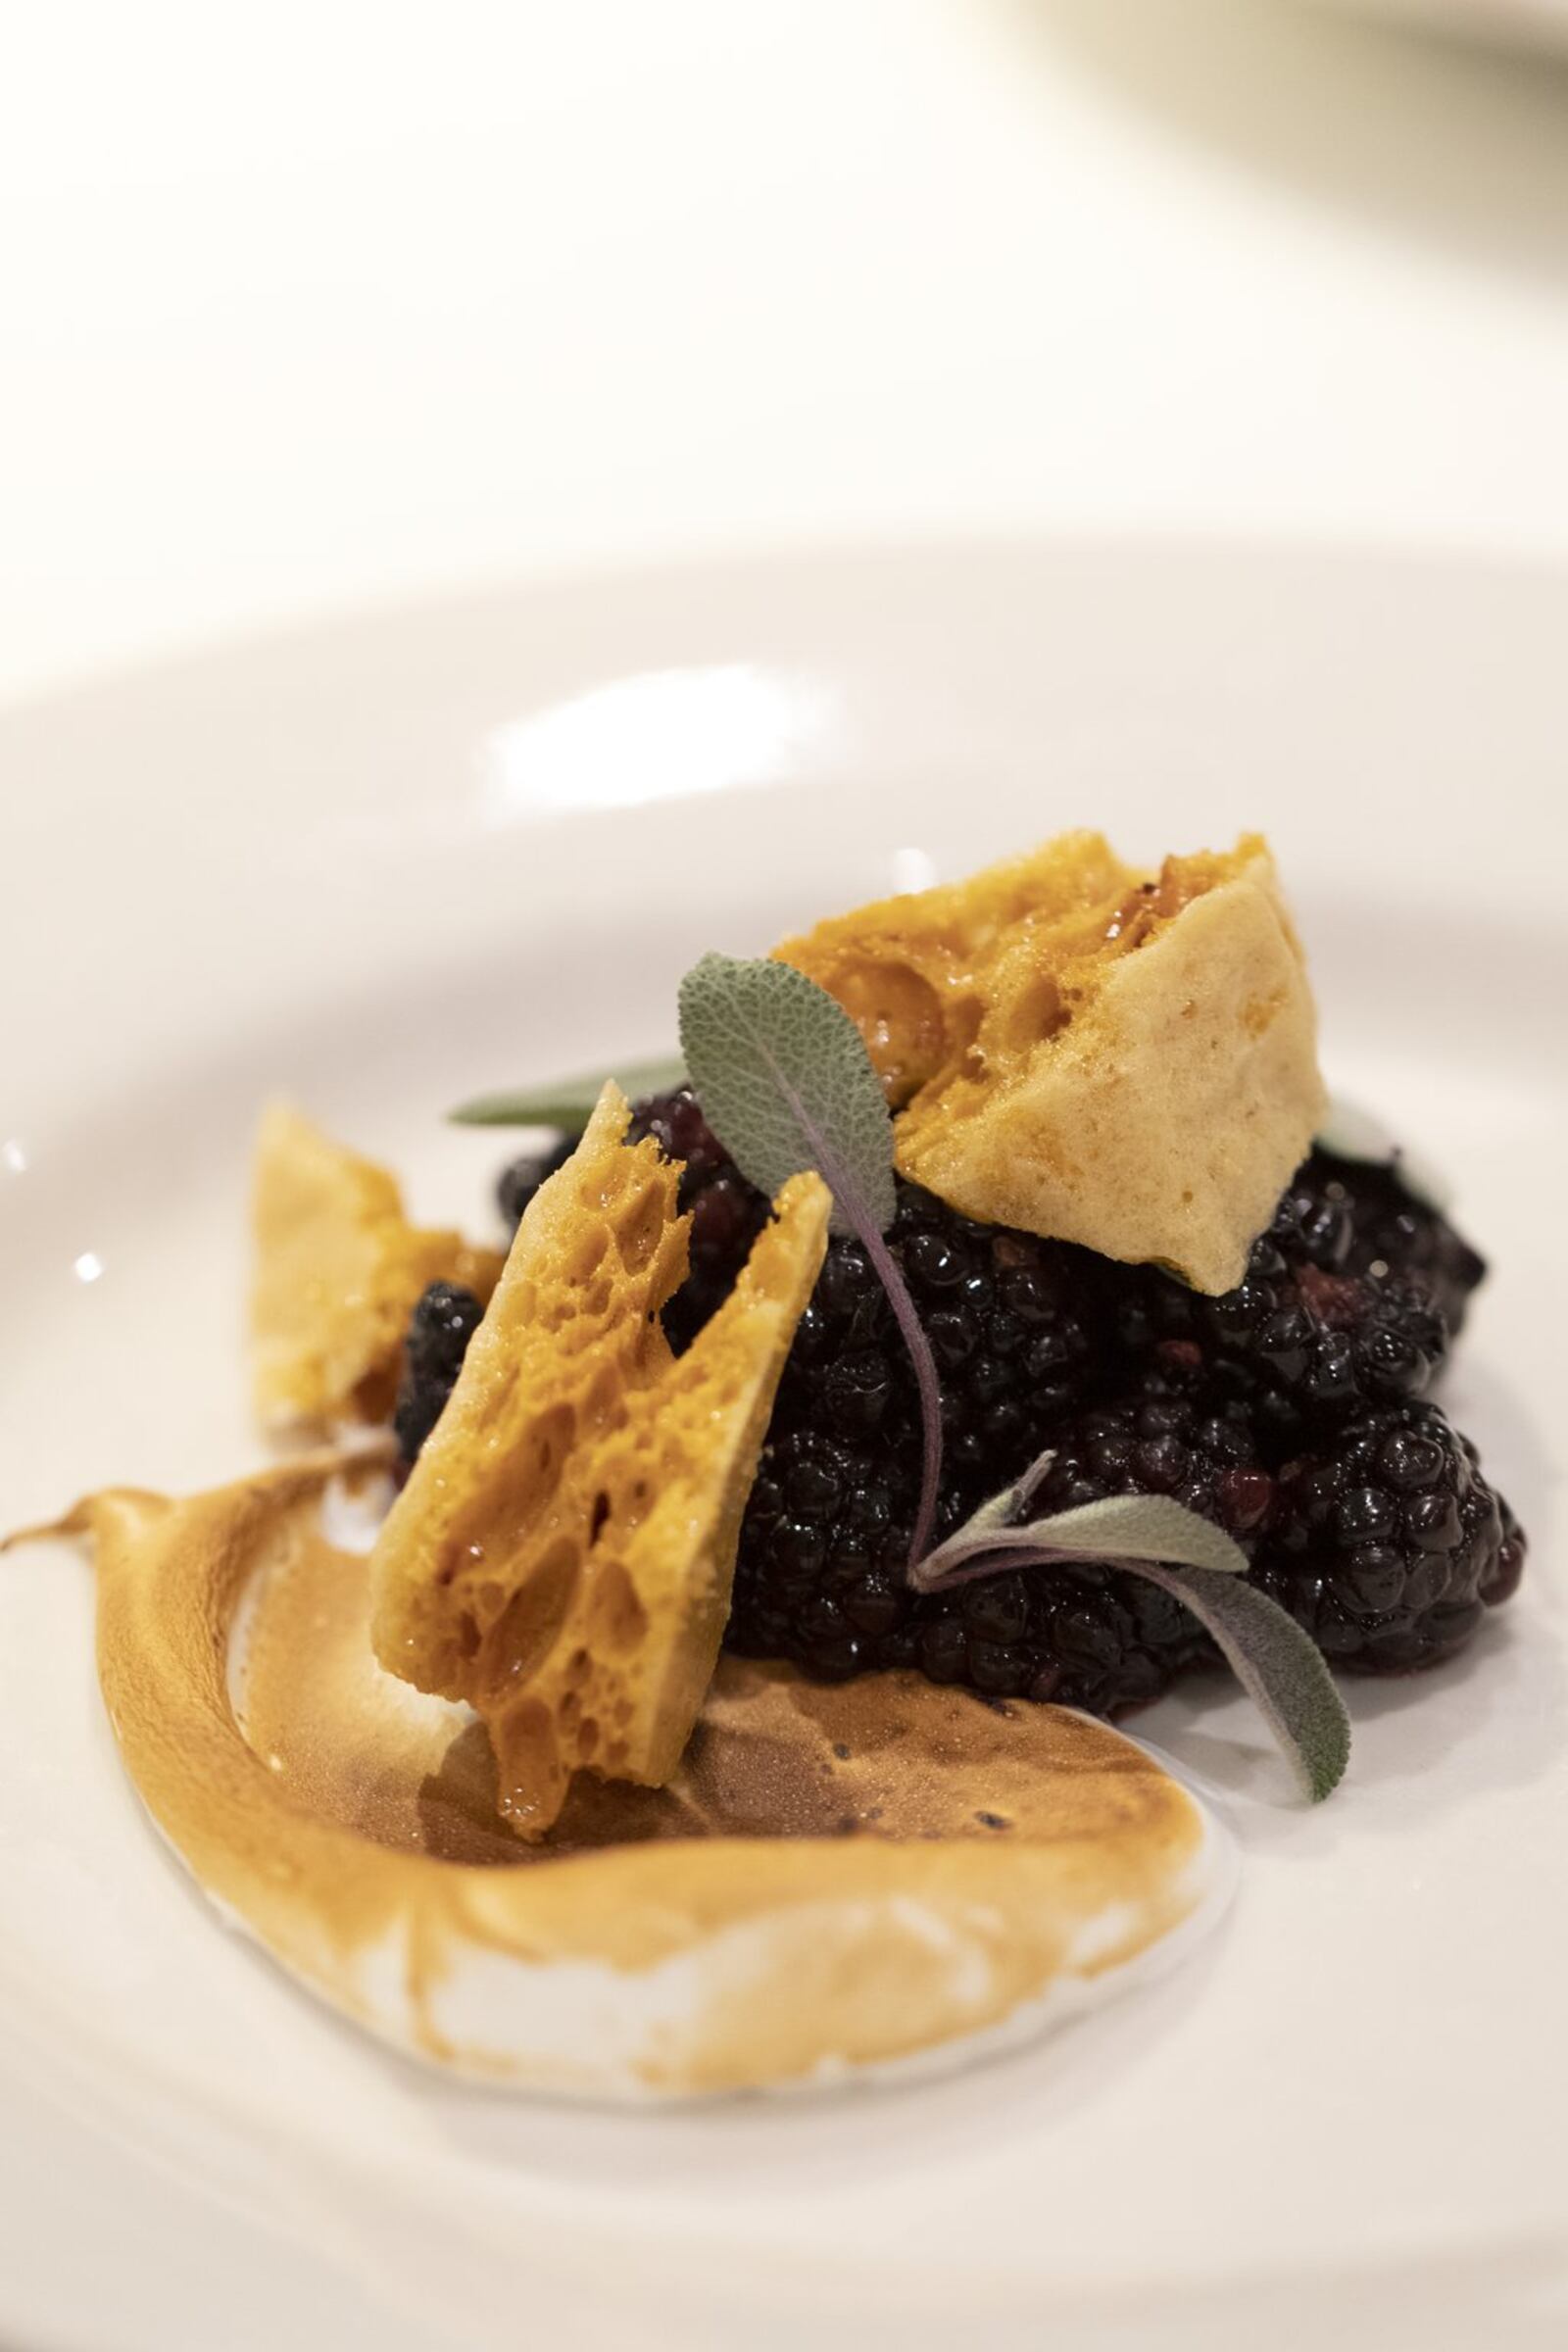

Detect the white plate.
[
  {"left": 1, "top": 542, "right": 1563, "bottom": 2351},
  {"left": 1312, "top": 0, "right": 1568, "bottom": 52}
]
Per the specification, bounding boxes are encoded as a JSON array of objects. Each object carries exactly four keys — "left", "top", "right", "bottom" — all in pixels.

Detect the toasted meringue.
[{"left": 32, "top": 1457, "right": 1232, "bottom": 2098}]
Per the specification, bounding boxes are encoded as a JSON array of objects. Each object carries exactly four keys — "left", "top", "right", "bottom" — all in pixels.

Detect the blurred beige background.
[{"left": 5, "top": 0, "right": 1568, "bottom": 703}]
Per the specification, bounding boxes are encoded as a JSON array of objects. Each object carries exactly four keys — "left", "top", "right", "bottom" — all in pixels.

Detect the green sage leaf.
[
  {"left": 908, "top": 1467, "right": 1349, "bottom": 1802},
  {"left": 677, "top": 954, "right": 896, "bottom": 1239},
  {"left": 679, "top": 951, "right": 942, "bottom": 1562},
  {"left": 1121, "top": 1558, "right": 1351, "bottom": 1804},
  {"left": 910, "top": 1483, "right": 1250, "bottom": 1593},
  {"left": 449, "top": 1054, "right": 688, "bottom": 1130}
]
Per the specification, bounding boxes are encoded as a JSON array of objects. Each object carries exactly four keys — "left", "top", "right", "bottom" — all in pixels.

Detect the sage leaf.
[
  {"left": 1117, "top": 1558, "right": 1351, "bottom": 1804},
  {"left": 910, "top": 1488, "right": 1250, "bottom": 1593},
  {"left": 677, "top": 954, "right": 896, "bottom": 1238},
  {"left": 906, "top": 1470, "right": 1349, "bottom": 1801},
  {"left": 927, "top": 1448, "right": 1059, "bottom": 1560},
  {"left": 449, "top": 1054, "right": 688, "bottom": 1130},
  {"left": 678, "top": 952, "right": 941, "bottom": 1562}
]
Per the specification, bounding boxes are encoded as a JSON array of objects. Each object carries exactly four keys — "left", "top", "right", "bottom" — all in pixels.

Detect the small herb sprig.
[
  {"left": 450, "top": 1054, "right": 689, "bottom": 1131},
  {"left": 911, "top": 1479, "right": 1350, "bottom": 1803}
]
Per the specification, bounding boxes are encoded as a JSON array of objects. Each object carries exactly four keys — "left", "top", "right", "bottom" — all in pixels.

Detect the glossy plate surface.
[
  {"left": 0, "top": 543, "right": 1563, "bottom": 2350},
  {"left": 1316, "top": 0, "right": 1568, "bottom": 47}
]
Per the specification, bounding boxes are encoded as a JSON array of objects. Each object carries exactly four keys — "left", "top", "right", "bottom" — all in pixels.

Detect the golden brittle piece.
[
  {"left": 251, "top": 1102, "right": 503, "bottom": 1430},
  {"left": 368, "top": 1082, "right": 830, "bottom": 1838},
  {"left": 775, "top": 831, "right": 1326, "bottom": 1294}
]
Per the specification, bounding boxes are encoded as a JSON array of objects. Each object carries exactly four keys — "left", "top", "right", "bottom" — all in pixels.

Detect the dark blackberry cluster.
[
  {"left": 1111, "top": 1228, "right": 1450, "bottom": 1455},
  {"left": 1253, "top": 1404, "right": 1517, "bottom": 1674},
  {"left": 717, "top": 1152, "right": 1121, "bottom": 1699},
  {"left": 771, "top": 1178, "right": 1110, "bottom": 1494},
  {"left": 729, "top": 1392, "right": 1268, "bottom": 1713},
  {"left": 496, "top": 1135, "right": 578, "bottom": 1232},
  {"left": 394, "top": 1281, "right": 486, "bottom": 1466},
  {"left": 1301, "top": 1148, "right": 1487, "bottom": 1333},
  {"left": 625, "top": 1089, "right": 771, "bottom": 1352},
  {"left": 391, "top": 1086, "right": 1523, "bottom": 1714},
  {"left": 698, "top": 1079, "right": 1514, "bottom": 1705}
]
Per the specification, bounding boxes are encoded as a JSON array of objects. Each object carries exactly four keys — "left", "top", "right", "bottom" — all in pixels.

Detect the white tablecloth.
[{"left": 6, "top": 0, "right": 1568, "bottom": 703}]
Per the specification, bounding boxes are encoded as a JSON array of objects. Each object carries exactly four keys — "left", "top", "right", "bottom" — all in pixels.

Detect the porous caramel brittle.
[
  {"left": 251, "top": 1102, "right": 503, "bottom": 1429},
  {"left": 775, "top": 832, "right": 1326, "bottom": 1293},
  {"left": 369, "top": 1083, "right": 829, "bottom": 1837}
]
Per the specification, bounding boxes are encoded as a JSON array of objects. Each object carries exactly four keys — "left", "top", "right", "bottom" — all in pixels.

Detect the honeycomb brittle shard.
[
  {"left": 251, "top": 1102, "right": 504, "bottom": 1430},
  {"left": 368, "top": 1082, "right": 830, "bottom": 1838},
  {"left": 775, "top": 832, "right": 1327, "bottom": 1295}
]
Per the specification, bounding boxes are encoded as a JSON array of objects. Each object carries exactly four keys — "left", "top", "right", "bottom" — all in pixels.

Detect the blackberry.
[
  {"left": 729, "top": 1394, "right": 1265, "bottom": 1715},
  {"left": 1111, "top": 1141, "right": 1490, "bottom": 1445},
  {"left": 625, "top": 1089, "right": 1109, "bottom": 1439},
  {"left": 728, "top": 1429, "right": 914, "bottom": 1684},
  {"left": 497, "top": 1134, "right": 577, "bottom": 1231},
  {"left": 1301, "top": 1148, "right": 1487, "bottom": 1333},
  {"left": 470, "top": 1086, "right": 1518, "bottom": 1716},
  {"left": 625, "top": 1088, "right": 771, "bottom": 1352},
  {"left": 394, "top": 1281, "right": 485, "bottom": 1466},
  {"left": 1113, "top": 1236, "right": 1449, "bottom": 1449},
  {"left": 1029, "top": 1392, "right": 1276, "bottom": 1543},
  {"left": 1493, "top": 1495, "right": 1529, "bottom": 1606},
  {"left": 774, "top": 1184, "right": 1109, "bottom": 1490},
  {"left": 1251, "top": 1402, "right": 1523, "bottom": 1672}
]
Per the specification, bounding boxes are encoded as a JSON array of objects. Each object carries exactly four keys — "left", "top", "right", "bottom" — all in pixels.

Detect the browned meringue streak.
[{"left": 22, "top": 1456, "right": 1216, "bottom": 2093}]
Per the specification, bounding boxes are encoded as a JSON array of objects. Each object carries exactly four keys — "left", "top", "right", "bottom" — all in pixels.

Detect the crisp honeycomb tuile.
[
  {"left": 251, "top": 1102, "right": 503, "bottom": 1430},
  {"left": 369, "top": 1083, "right": 830, "bottom": 1838},
  {"left": 775, "top": 831, "right": 1326, "bottom": 1294}
]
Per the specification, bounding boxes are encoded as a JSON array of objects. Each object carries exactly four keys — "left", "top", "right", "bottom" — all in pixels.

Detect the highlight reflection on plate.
[{"left": 479, "top": 663, "right": 840, "bottom": 826}]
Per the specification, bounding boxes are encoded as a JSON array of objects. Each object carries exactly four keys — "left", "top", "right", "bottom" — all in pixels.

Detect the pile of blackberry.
[
  {"left": 1108, "top": 1197, "right": 1452, "bottom": 1454},
  {"left": 393, "top": 1280, "right": 486, "bottom": 1464},
  {"left": 625, "top": 1090, "right": 772, "bottom": 1351},
  {"left": 1251, "top": 1405, "right": 1525, "bottom": 1675},
  {"left": 395, "top": 1088, "right": 1525, "bottom": 1717},
  {"left": 734, "top": 1392, "right": 1263, "bottom": 1713},
  {"left": 1301, "top": 1148, "right": 1487, "bottom": 1334}
]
